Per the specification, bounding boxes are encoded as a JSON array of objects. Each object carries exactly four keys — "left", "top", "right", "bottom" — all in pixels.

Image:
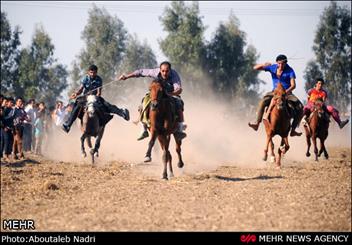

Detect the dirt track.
[{"left": 0, "top": 146, "right": 350, "bottom": 231}]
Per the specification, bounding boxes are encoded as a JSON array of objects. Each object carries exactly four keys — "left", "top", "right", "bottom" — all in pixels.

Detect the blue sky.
[{"left": 2, "top": 1, "right": 351, "bottom": 100}]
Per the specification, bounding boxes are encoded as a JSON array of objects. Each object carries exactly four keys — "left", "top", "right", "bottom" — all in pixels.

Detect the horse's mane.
[{"left": 274, "top": 82, "right": 286, "bottom": 96}]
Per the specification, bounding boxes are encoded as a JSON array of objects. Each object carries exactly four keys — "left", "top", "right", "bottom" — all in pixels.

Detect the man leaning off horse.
[
  {"left": 118, "top": 61, "right": 187, "bottom": 141},
  {"left": 62, "top": 64, "right": 130, "bottom": 133},
  {"left": 248, "top": 54, "right": 303, "bottom": 137}
]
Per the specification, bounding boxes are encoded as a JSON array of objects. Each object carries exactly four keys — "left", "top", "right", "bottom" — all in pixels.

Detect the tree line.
[{"left": 1, "top": 1, "right": 351, "bottom": 112}]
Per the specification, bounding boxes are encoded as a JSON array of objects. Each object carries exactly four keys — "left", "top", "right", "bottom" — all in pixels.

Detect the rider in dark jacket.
[{"left": 62, "top": 64, "right": 129, "bottom": 133}]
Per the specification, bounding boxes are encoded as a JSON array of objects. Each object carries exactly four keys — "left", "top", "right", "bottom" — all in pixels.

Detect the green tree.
[
  {"left": 304, "top": 1, "right": 351, "bottom": 112},
  {"left": 1, "top": 11, "right": 21, "bottom": 96},
  {"left": 76, "top": 4, "right": 128, "bottom": 100},
  {"left": 303, "top": 60, "right": 324, "bottom": 92},
  {"left": 117, "top": 34, "right": 157, "bottom": 102},
  {"left": 17, "top": 24, "right": 68, "bottom": 105},
  {"left": 159, "top": 1, "right": 207, "bottom": 96},
  {"left": 205, "top": 13, "right": 261, "bottom": 104}
]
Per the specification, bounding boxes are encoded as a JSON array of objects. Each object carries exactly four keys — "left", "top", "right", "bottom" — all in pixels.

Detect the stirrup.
[{"left": 137, "top": 131, "right": 149, "bottom": 141}]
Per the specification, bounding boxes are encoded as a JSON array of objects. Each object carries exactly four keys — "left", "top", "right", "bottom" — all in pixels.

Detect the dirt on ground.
[
  {"left": 1, "top": 92, "right": 351, "bottom": 231},
  {"left": 1, "top": 146, "right": 350, "bottom": 231}
]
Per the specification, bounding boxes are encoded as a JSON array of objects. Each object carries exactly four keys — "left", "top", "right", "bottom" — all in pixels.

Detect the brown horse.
[
  {"left": 262, "top": 82, "right": 291, "bottom": 168},
  {"left": 144, "top": 80, "right": 184, "bottom": 180},
  {"left": 303, "top": 100, "right": 329, "bottom": 161}
]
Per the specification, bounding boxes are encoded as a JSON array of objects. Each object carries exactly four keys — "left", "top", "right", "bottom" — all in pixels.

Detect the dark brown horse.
[
  {"left": 262, "top": 82, "right": 291, "bottom": 168},
  {"left": 303, "top": 100, "right": 329, "bottom": 161},
  {"left": 144, "top": 80, "right": 184, "bottom": 180},
  {"left": 80, "top": 95, "right": 109, "bottom": 164}
]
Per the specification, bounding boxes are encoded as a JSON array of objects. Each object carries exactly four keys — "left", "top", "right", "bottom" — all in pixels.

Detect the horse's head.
[
  {"left": 86, "top": 94, "right": 98, "bottom": 117},
  {"left": 313, "top": 99, "right": 325, "bottom": 117},
  {"left": 273, "top": 82, "right": 287, "bottom": 110},
  {"left": 149, "top": 80, "right": 164, "bottom": 111}
]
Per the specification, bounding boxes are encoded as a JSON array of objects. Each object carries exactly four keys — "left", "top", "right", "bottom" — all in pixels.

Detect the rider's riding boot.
[
  {"left": 61, "top": 103, "right": 80, "bottom": 133},
  {"left": 174, "top": 122, "right": 187, "bottom": 140},
  {"left": 61, "top": 124, "right": 70, "bottom": 133},
  {"left": 137, "top": 123, "right": 149, "bottom": 141},
  {"left": 248, "top": 121, "right": 260, "bottom": 131},
  {"left": 339, "top": 119, "right": 349, "bottom": 129},
  {"left": 109, "top": 105, "right": 130, "bottom": 121}
]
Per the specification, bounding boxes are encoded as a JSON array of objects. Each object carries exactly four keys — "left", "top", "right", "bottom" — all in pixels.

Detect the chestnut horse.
[
  {"left": 303, "top": 100, "right": 329, "bottom": 161},
  {"left": 144, "top": 80, "right": 184, "bottom": 180},
  {"left": 262, "top": 82, "right": 291, "bottom": 168}
]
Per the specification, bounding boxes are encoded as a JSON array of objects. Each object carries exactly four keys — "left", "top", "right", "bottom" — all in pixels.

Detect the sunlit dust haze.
[{"left": 43, "top": 75, "right": 351, "bottom": 177}]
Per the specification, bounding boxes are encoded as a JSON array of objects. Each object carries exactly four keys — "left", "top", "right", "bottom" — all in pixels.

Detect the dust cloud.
[{"left": 43, "top": 79, "right": 351, "bottom": 177}]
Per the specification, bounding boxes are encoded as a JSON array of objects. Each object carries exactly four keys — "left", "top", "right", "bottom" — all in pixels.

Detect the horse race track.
[{"left": 1, "top": 147, "right": 350, "bottom": 231}]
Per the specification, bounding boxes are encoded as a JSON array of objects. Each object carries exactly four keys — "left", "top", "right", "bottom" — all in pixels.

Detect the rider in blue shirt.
[
  {"left": 62, "top": 65, "right": 130, "bottom": 133},
  {"left": 248, "top": 54, "right": 303, "bottom": 137}
]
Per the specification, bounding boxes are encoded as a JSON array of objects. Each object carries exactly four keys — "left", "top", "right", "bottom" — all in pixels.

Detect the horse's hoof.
[
  {"left": 168, "top": 173, "right": 174, "bottom": 178},
  {"left": 94, "top": 152, "right": 99, "bottom": 157},
  {"left": 306, "top": 152, "right": 311, "bottom": 157},
  {"left": 177, "top": 161, "right": 184, "bottom": 168},
  {"left": 262, "top": 156, "right": 268, "bottom": 161},
  {"left": 161, "top": 175, "right": 168, "bottom": 180},
  {"left": 324, "top": 155, "right": 329, "bottom": 160},
  {"left": 90, "top": 149, "right": 95, "bottom": 155},
  {"left": 82, "top": 152, "right": 87, "bottom": 158},
  {"left": 275, "top": 165, "right": 281, "bottom": 170},
  {"left": 144, "top": 156, "right": 151, "bottom": 162}
]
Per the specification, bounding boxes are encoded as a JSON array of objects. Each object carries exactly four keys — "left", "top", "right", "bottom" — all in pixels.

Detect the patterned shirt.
[
  {"left": 132, "top": 68, "right": 182, "bottom": 91},
  {"left": 81, "top": 75, "right": 103, "bottom": 95},
  {"left": 307, "top": 88, "right": 327, "bottom": 104}
]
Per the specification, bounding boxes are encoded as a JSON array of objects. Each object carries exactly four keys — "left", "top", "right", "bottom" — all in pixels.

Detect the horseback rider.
[
  {"left": 118, "top": 61, "right": 186, "bottom": 141},
  {"left": 302, "top": 78, "right": 349, "bottom": 129},
  {"left": 62, "top": 64, "right": 130, "bottom": 133},
  {"left": 248, "top": 54, "right": 303, "bottom": 137}
]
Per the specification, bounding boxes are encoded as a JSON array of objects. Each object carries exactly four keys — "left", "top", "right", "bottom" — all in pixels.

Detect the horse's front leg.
[
  {"left": 174, "top": 134, "right": 184, "bottom": 168},
  {"left": 319, "top": 138, "right": 329, "bottom": 159},
  {"left": 144, "top": 130, "right": 157, "bottom": 162},
  {"left": 165, "top": 135, "right": 173, "bottom": 178},
  {"left": 92, "top": 127, "right": 105, "bottom": 157},
  {"left": 312, "top": 135, "right": 318, "bottom": 161},
  {"left": 263, "top": 134, "right": 271, "bottom": 161},
  {"left": 158, "top": 135, "right": 169, "bottom": 180},
  {"left": 279, "top": 137, "right": 290, "bottom": 155},
  {"left": 80, "top": 133, "right": 87, "bottom": 158}
]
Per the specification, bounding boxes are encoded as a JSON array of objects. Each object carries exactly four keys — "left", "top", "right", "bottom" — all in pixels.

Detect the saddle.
[
  {"left": 78, "top": 99, "right": 113, "bottom": 127},
  {"left": 139, "top": 93, "right": 177, "bottom": 126}
]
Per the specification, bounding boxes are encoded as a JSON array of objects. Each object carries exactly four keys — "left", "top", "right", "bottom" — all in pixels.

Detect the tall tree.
[
  {"left": 204, "top": 12, "right": 261, "bottom": 104},
  {"left": 304, "top": 1, "right": 351, "bottom": 112},
  {"left": 117, "top": 34, "right": 157, "bottom": 102},
  {"left": 17, "top": 24, "right": 68, "bottom": 105},
  {"left": 1, "top": 11, "right": 21, "bottom": 96},
  {"left": 159, "top": 1, "right": 207, "bottom": 96},
  {"left": 76, "top": 4, "right": 128, "bottom": 100}
]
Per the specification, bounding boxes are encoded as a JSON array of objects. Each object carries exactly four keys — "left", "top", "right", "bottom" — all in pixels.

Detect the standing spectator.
[
  {"left": 0, "top": 94, "right": 5, "bottom": 158},
  {"left": 12, "top": 97, "right": 30, "bottom": 159},
  {"left": 34, "top": 109, "right": 45, "bottom": 155},
  {"left": 2, "top": 97, "right": 15, "bottom": 159},
  {"left": 23, "top": 98, "right": 36, "bottom": 152},
  {"left": 53, "top": 100, "right": 66, "bottom": 127}
]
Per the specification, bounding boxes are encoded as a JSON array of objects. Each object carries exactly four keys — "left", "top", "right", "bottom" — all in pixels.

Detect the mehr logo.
[
  {"left": 2, "top": 219, "right": 35, "bottom": 230},
  {"left": 241, "top": 234, "right": 257, "bottom": 243}
]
